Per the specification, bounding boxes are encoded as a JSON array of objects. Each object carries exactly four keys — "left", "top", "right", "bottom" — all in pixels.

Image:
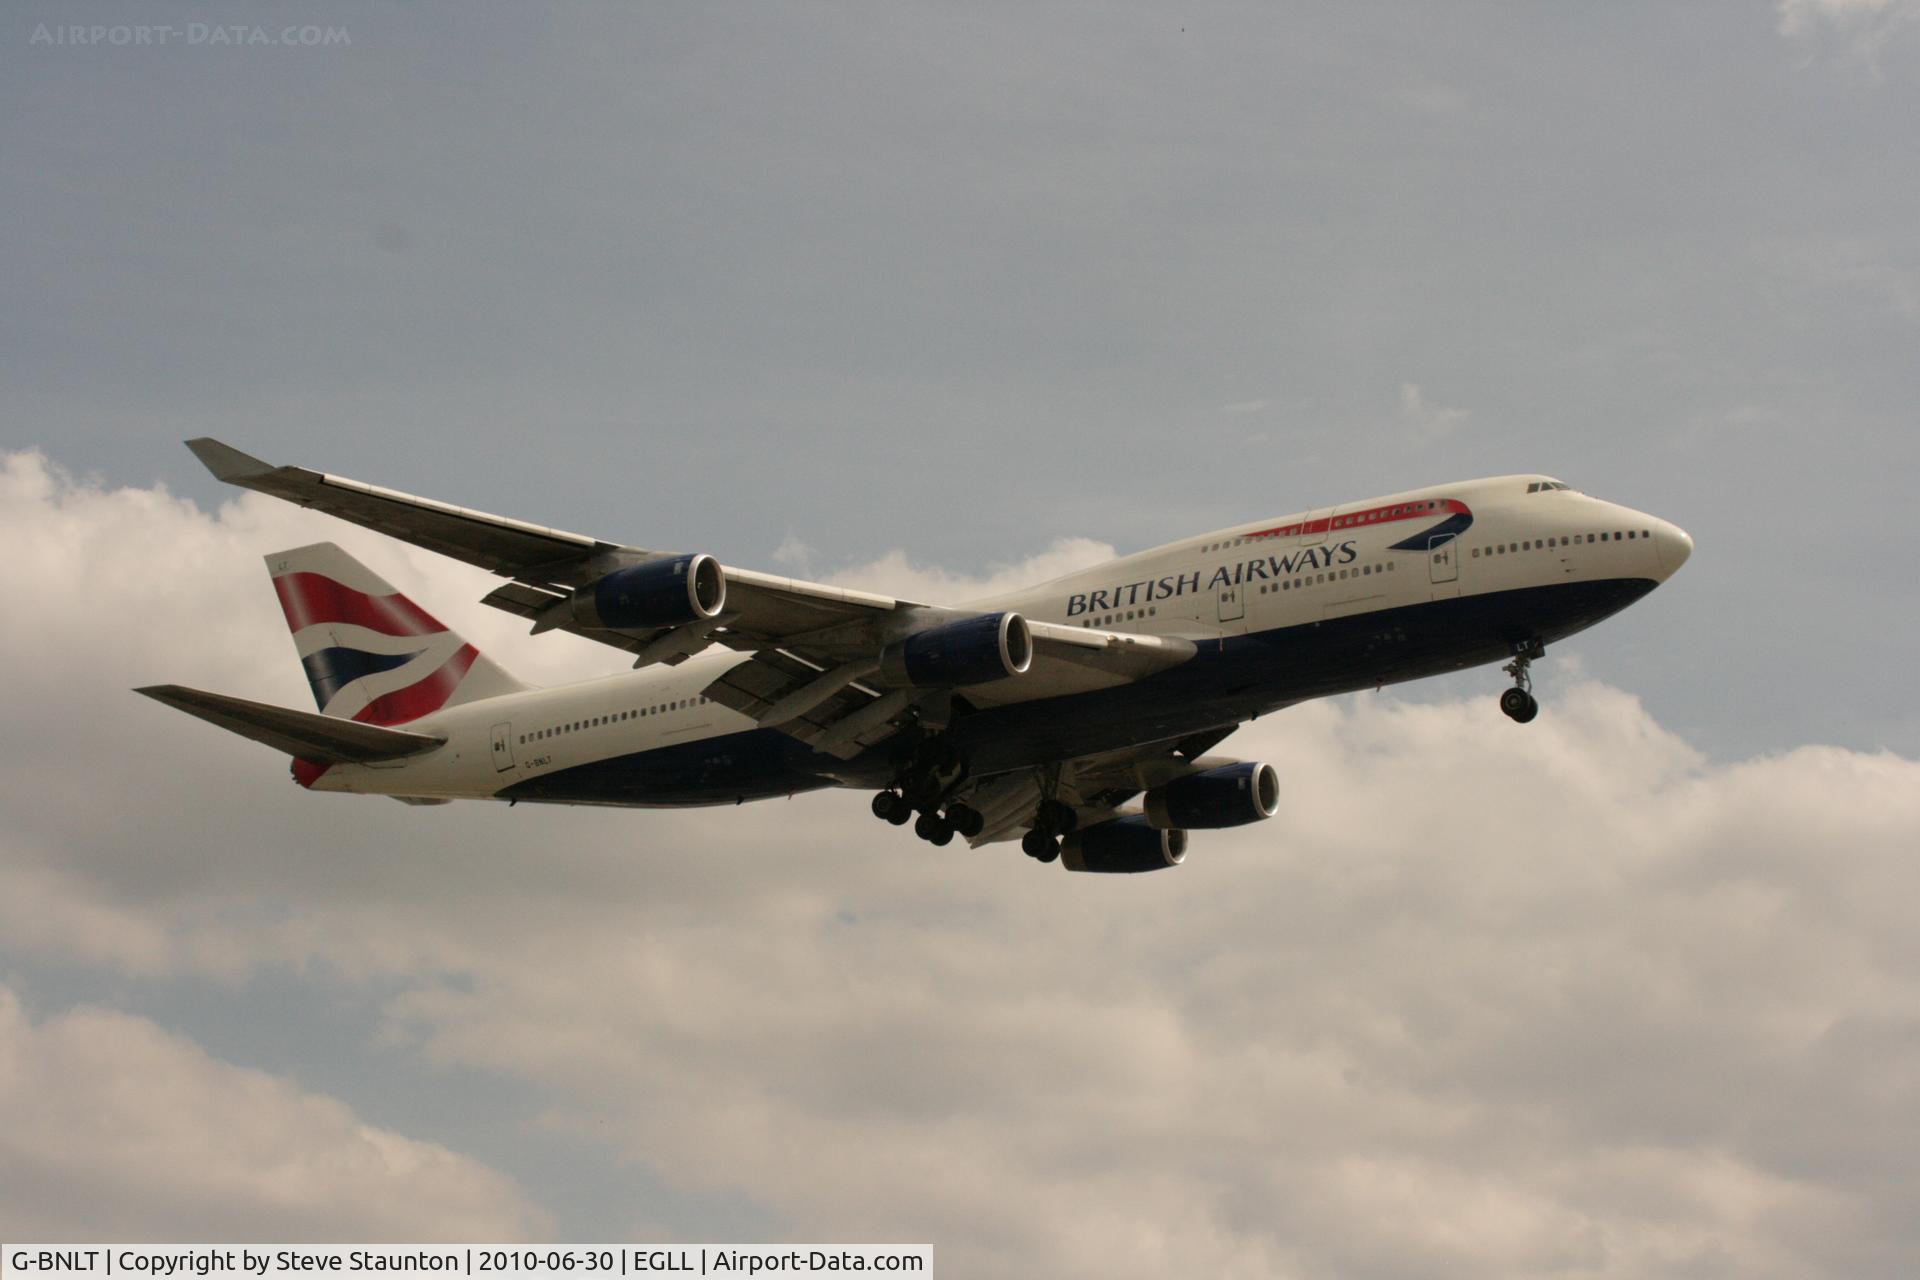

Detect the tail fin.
[{"left": 267, "top": 542, "right": 527, "bottom": 724}]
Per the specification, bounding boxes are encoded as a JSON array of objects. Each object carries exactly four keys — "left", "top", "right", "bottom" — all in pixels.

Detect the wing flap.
[{"left": 135, "top": 684, "right": 446, "bottom": 763}]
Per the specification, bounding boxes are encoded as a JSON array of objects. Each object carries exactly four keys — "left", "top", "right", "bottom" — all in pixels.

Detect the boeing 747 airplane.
[{"left": 141, "top": 440, "right": 1691, "bottom": 871}]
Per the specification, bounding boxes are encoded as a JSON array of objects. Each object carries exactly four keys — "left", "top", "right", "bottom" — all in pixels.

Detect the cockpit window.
[{"left": 1527, "top": 480, "right": 1572, "bottom": 494}]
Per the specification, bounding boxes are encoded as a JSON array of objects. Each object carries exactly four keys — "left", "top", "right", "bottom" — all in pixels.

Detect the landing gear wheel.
[
  {"left": 871, "top": 790, "right": 905, "bottom": 821},
  {"left": 1499, "top": 640, "right": 1544, "bottom": 725},
  {"left": 1034, "top": 798, "right": 1078, "bottom": 837},
  {"left": 886, "top": 803, "right": 912, "bottom": 826},
  {"left": 915, "top": 812, "right": 954, "bottom": 846},
  {"left": 1022, "top": 829, "right": 1061, "bottom": 861},
  {"left": 946, "top": 803, "right": 985, "bottom": 839}
]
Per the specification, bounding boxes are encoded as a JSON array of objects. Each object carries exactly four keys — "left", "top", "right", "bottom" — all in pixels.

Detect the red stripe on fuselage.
[
  {"left": 1247, "top": 498, "right": 1470, "bottom": 540},
  {"left": 274, "top": 572, "right": 446, "bottom": 637}
]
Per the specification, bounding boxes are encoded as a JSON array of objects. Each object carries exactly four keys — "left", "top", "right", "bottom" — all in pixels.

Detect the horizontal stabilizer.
[{"left": 135, "top": 684, "right": 446, "bottom": 763}]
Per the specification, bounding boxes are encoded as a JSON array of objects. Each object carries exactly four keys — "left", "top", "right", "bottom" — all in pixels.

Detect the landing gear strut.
[{"left": 1500, "top": 640, "right": 1543, "bottom": 724}]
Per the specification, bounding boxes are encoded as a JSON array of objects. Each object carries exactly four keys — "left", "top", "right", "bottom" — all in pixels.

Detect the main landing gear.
[
  {"left": 866, "top": 732, "right": 985, "bottom": 847},
  {"left": 1020, "top": 798, "right": 1077, "bottom": 864},
  {"left": 1500, "top": 640, "right": 1544, "bottom": 724},
  {"left": 869, "top": 788, "right": 985, "bottom": 847}
]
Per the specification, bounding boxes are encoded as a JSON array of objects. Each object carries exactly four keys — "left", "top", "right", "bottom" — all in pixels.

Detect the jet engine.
[
  {"left": 1060, "top": 815, "right": 1188, "bottom": 873},
  {"left": 1143, "top": 761, "right": 1279, "bottom": 830},
  {"left": 570, "top": 555, "right": 727, "bottom": 630},
  {"left": 879, "top": 612, "right": 1033, "bottom": 688}
]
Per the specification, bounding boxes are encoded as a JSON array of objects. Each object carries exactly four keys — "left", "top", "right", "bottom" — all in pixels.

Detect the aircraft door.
[
  {"left": 1428, "top": 534, "right": 1459, "bottom": 584},
  {"left": 1298, "top": 509, "right": 1331, "bottom": 545},
  {"left": 490, "top": 721, "right": 516, "bottom": 772},
  {"left": 1217, "top": 582, "right": 1245, "bottom": 623}
]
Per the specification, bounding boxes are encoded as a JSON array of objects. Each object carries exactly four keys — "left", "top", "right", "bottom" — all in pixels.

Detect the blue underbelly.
[{"left": 503, "top": 577, "right": 1657, "bottom": 808}]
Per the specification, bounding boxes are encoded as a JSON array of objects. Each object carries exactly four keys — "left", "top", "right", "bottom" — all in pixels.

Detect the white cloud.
[
  {"left": 1398, "top": 382, "right": 1470, "bottom": 443},
  {"left": 0, "top": 983, "right": 550, "bottom": 1240},
  {"left": 819, "top": 536, "right": 1120, "bottom": 606},
  {"left": 770, "top": 533, "right": 817, "bottom": 570},
  {"left": 6, "top": 452, "right": 1920, "bottom": 1276},
  {"left": 1777, "top": 0, "right": 1920, "bottom": 59}
]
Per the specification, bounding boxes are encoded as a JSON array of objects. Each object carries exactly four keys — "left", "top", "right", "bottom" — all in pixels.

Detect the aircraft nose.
[{"left": 1654, "top": 519, "right": 1693, "bottom": 577}]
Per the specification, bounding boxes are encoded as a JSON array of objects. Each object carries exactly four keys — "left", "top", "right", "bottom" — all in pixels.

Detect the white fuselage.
[{"left": 311, "top": 475, "right": 1690, "bottom": 803}]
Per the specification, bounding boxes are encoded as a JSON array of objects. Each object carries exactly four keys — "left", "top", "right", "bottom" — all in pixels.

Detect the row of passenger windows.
[
  {"left": 1079, "top": 559, "right": 1402, "bottom": 626},
  {"left": 519, "top": 696, "right": 710, "bottom": 746},
  {"left": 1472, "top": 529, "right": 1651, "bottom": 557},
  {"left": 1084, "top": 606, "right": 1160, "bottom": 627},
  {"left": 1258, "top": 561, "right": 1395, "bottom": 593}
]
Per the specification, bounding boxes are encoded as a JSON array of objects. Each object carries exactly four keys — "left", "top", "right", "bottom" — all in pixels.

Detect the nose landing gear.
[{"left": 1500, "top": 640, "right": 1543, "bottom": 723}]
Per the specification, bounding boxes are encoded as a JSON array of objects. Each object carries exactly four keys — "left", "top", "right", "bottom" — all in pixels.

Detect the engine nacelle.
[
  {"left": 879, "top": 612, "right": 1033, "bottom": 688},
  {"left": 574, "top": 555, "right": 726, "bottom": 631},
  {"left": 1060, "top": 815, "right": 1188, "bottom": 873},
  {"left": 1144, "top": 761, "right": 1279, "bottom": 830}
]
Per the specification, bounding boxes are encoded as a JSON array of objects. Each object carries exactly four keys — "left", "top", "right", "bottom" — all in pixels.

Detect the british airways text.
[{"left": 1066, "top": 540, "right": 1361, "bottom": 617}]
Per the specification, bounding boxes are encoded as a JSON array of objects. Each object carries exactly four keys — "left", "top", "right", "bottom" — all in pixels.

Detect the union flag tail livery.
[
  {"left": 268, "top": 542, "right": 525, "bottom": 724},
  {"left": 149, "top": 438, "right": 1693, "bottom": 872}
]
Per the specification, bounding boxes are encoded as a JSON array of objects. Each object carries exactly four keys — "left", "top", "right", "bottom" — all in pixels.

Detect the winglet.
[{"left": 185, "top": 437, "right": 275, "bottom": 484}]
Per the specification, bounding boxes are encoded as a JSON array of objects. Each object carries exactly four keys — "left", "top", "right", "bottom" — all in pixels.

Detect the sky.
[{"left": 4, "top": 2, "right": 1919, "bottom": 1276}]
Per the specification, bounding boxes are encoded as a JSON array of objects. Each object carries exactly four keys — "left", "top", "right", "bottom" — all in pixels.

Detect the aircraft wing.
[
  {"left": 187, "top": 438, "right": 923, "bottom": 665},
  {"left": 187, "top": 439, "right": 1197, "bottom": 756},
  {"left": 187, "top": 438, "right": 616, "bottom": 580},
  {"left": 956, "top": 725, "right": 1246, "bottom": 847}
]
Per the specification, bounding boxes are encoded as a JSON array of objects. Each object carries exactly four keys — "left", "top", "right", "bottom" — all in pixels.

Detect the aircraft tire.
[{"left": 947, "top": 803, "right": 985, "bottom": 839}]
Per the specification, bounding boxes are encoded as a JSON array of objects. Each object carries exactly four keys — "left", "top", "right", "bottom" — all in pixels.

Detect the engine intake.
[
  {"left": 880, "top": 612, "right": 1032, "bottom": 688},
  {"left": 1060, "top": 815, "right": 1188, "bottom": 874},
  {"left": 575, "top": 555, "right": 726, "bottom": 631},
  {"left": 1144, "top": 761, "right": 1279, "bottom": 830}
]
